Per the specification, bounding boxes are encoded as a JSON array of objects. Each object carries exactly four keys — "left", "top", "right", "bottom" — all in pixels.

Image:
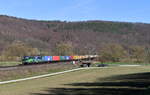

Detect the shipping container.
[
  {"left": 42, "top": 56, "right": 52, "bottom": 61},
  {"left": 65, "top": 56, "right": 70, "bottom": 60},
  {"left": 78, "top": 56, "right": 81, "bottom": 59},
  {"left": 73, "top": 56, "right": 79, "bottom": 60},
  {"left": 52, "top": 56, "right": 60, "bottom": 61},
  {"left": 73, "top": 56, "right": 76, "bottom": 60},
  {"left": 70, "top": 56, "right": 73, "bottom": 60},
  {"left": 60, "top": 56, "right": 66, "bottom": 60},
  {"left": 68, "top": 56, "right": 71, "bottom": 60},
  {"left": 85, "top": 55, "right": 89, "bottom": 59}
]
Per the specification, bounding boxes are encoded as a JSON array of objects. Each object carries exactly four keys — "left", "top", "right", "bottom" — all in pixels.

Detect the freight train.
[{"left": 22, "top": 55, "right": 98, "bottom": 65}]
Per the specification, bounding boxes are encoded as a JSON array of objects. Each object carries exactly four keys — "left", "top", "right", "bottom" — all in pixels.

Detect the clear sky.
[{"left": 0, "top": 0, "right": 150, "bottom": 23}]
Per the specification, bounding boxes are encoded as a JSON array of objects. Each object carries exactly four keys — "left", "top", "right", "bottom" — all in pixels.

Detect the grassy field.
[
  {"left": 0, "top": 63, "right": 77, "bottom": 81},
  {"left": 1, "top": 66, "right": 150, "bottom": 95},
  {"left": 95, "top": 62, "right": 150, "bottom": 66},
  {"left": 0, "top": 61, "right": 21, "bottom": 66}
]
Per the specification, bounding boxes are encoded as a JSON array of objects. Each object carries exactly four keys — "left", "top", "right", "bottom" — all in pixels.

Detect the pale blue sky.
[{"left": 0, "top": 0, "right": 150, "bottom": 23}]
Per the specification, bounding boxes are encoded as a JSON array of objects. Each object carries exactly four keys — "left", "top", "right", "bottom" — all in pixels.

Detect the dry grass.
[
  {"left": 0, "top": 66, "right": 150, "bottom": 95},
  {"left": 0, "top": 63, "right": 77, "bottom": 81}
]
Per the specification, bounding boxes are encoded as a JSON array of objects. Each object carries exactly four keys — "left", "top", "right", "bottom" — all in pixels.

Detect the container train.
[{"left": 22, "top": 55, "right": 98, "bottom": 65}]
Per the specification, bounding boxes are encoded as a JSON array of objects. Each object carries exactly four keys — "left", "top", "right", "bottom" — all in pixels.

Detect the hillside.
[{"left": 0, "top": 15, "right": 150, "bottom": 55}]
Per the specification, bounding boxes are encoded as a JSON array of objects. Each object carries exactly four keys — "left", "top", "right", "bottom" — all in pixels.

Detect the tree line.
[
  {"left": 0, "top": 41, "right": 149, "bottom": 64},
  {"left": 99, "top": 43, "right": 150, "bottom": 63}
]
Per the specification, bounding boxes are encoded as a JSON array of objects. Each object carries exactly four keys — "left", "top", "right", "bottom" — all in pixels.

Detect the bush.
[
  {"left": 129, "top": 46, "right": 145, "bottom": 63},
  {"left": 99, "top": 43, "right": 127, "bottom": 62},
  {"left": 145, "top": 46, "right": 150, "bottom": 63}
]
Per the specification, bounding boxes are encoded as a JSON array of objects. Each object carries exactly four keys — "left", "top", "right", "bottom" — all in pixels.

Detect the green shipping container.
[{"left": 60, "top": 56, "right": 66, "bottom": 60}]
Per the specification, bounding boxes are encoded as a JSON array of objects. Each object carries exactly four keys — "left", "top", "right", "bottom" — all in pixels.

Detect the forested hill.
[{"left": 0, "top": 15, "right": 150, "bottom": 55}]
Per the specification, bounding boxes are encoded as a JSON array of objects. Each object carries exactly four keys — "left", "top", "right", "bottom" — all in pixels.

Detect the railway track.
[
  {"left": 0, "top": 62, "right": 74, "bottom": 71},
  {"left": 0, "top": 65, "right": 22, "bottom": 70}
]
